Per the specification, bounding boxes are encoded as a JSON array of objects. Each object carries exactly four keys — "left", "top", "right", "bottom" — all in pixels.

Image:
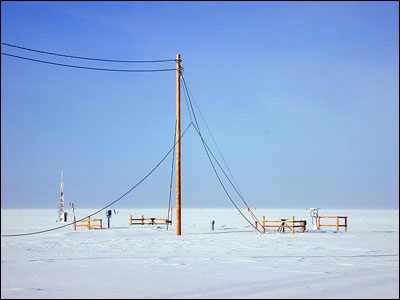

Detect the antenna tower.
[{"left": 58, "top": 171, "right": 65, "bottom": 222}]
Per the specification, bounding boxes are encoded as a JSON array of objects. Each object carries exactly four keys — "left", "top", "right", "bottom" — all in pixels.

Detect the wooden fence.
[
  {"left": 73, "top": 216, "right": 102, "bottom": 231},
  {"left": 317, "top": 216, "right": 347, "bottom": 231},
  {"left": 261, "top": 216, "right": 306, "bottom": 234},
  {"left": 129, "top": 215, "right": 172, "bottom": 226}
]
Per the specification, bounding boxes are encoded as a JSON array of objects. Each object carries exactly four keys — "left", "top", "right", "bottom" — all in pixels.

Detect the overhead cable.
[
  {"left": 183, "top": 76, "right": 245, "bottom": 198},
  {"left": 1, "top": 42, "right": 176, "bottom": 63},
  {"left": 181, "top": 76, "right": 262, "bottom": 234},
  {"left": 166, "top": 121, "right": 177, "bottom": 231},
  {"left": 181, "top": 76, "right": 262, "bottom": 227},
  {"left": 1, "top": 122, "right": 193, "bottom": 237},
  {"left": 1, "top": 52, "right": 177, "bottom": 72}
]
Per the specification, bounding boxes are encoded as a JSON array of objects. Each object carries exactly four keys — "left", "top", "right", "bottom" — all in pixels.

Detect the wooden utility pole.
[{"left": 176, "top": 54, "right": 182, "bottom": 236}]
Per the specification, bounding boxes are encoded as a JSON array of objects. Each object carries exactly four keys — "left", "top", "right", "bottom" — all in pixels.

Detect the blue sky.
[{"left": 1, "top": 1, "right": 399, "bottom": 210}]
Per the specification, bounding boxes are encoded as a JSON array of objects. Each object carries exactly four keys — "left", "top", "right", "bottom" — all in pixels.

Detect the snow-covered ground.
[{"left": 1, "top": 208, "right": 399, "bottom": 299}]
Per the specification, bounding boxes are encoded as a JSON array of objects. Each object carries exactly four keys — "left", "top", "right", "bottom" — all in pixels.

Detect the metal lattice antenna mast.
[{"left": 58, "top": 171, "right": 65, "bottom": 222}]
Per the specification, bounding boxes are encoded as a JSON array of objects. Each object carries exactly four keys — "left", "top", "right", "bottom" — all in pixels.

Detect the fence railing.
[
  {"left": 73, "top": 216, "right": 102, "bottom": 231},
  {"left": 261, "top": 216, "right": 306, "bottom": 234},
  {"left": 129, "top": 215, "right": 172, "bottom": 226},
  {"left": 317, "top": 216, "right": 347, "bottom": 231}
]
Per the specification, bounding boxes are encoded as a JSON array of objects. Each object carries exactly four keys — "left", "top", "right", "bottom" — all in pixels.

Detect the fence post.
[
  {"left": 73, "top": 216, "right": 76, "bottom": 231},
  {"left": 345, "top": 217, "right": 347, "bottom": 232},
  {"left": 100, "top": 219, "right": 102, "bottom": 230},
  {"left": 317, "top": 216, "right": 320, "bottom": 230},
  {"left": 88, "top": 216, "right": 91, "bottom": 230},
  {"left": 336, "top": 216, "right": 339, "bottom": 231},
  {"left": 302, "top": 221, "right": 305, "bottom": 232},
  {"left": 262, "top": 216, "right": 265, "bottom": 234},
  {"left": 255, "top": 221, "right": 258, "bottom": 229},
  {"left": 141, "top": 215, "right": 144, "bottom": 225},
  {"left": 130, "top": 215, "right": 132, "bottom": 226},
  {"left": 292, "top": 216, "right": 295, "bottom": 235}
]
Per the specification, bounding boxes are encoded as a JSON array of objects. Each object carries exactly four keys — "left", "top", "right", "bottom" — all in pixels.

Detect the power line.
[
  {"left": 191, "top": 116, "right": 262, "bottom": 234},
  {"left": 183, "top": 76, "right": 245, "bottom": 199},
  {"left": 1, "top": 42, "right": 176, "bottom": 63},
  {"left": 166, "top": 121, "right": 177, "bottom": 231},
  {"left": 1, "top": 52, "right": 177, "bottom": 72},
  {"left": 181, "top": 75, "right": 262, "bottom": 227},
  {"left": 180, "top": 73, "right": 195, "bottom": 123},
  {"left": 1, "top": 122, "right": 193, "bottom": 237},
  {"left": 181, "top": 76, "right": 262, "bottom": 234}
]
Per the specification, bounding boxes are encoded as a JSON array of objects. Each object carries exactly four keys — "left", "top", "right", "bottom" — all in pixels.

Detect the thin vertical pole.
[
  {"left": 336, "top": 216, "right": 339, "bottom": 231},
  {"left": 292, "top": 216, "right": 295, "bottom": 235},
  {"left": 176, "top": 54, "right": 182, "bottom": 236},
  {"left": 262, "top": 216, "right": 265, "bottom": 234}
]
